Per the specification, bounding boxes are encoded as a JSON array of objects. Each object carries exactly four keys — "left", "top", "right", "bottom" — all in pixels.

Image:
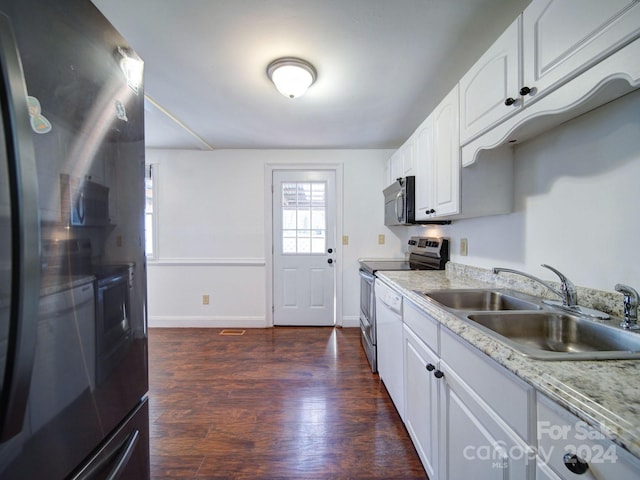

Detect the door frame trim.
[{"left": 265, "top": 163, "right": 344, "bottom": 327}]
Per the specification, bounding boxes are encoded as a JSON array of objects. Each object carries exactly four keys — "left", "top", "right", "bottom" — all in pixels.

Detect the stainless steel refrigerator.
[{"left": 0, "top": 0, "right": 149, "bottom": 477}]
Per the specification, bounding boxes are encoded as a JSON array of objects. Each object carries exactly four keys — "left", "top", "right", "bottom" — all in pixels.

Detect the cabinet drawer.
[
  {"left": 537, "top": 394, "right": 640, "bottom": 479},
  {"left": 441, "top": 327, "right": 533, "bottom": 441},
  {"left": 403, "top": 299, "right": 439, "bottom": 354}
]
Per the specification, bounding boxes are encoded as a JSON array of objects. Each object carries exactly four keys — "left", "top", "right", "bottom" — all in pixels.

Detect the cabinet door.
[
  {"left": 389, "top": 149, "right": 404, "bottom": 182},
  {"left": 413, "top": 115, "right": 434, "bottom": 221},
  {"left": 383, "top": 158, "right": 391, "bottom": 188},
  {"left": 404, "top": 325, "right": 439, "bottom": 479},
  {"left": 432, "top": 86, "right": 460, "bottom": 217},
  {"left": 402, "top": 140, "right": 416, "bottom": 177},
  {"left": 459, "top": 17, "right": 522, "bottom": 144},
  {"left": 522, "top": 0, "right": 640, "bottom": 101},
  {"left": 440, "top": 364, "right": 534, "bottom": 480}
]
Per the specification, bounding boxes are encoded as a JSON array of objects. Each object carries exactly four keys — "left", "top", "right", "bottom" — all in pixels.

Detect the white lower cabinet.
[
  {"left": 536, "top": 394, "right": 640, "bottom": 480},
  {"left": 404, "top": 324, "right": 440, "bottom": 479},
  {"left": 440, "top": 362, "right": 534, "bottom": 480},
  {"left": 402, "top": 299, "right": 535, "bottom": 479},
  {"left": 400, "top": 296, "right": 640, "bottom": 479}
]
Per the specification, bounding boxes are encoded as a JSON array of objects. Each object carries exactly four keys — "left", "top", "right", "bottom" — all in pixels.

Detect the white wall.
[
  {"left": 148, "top": 89, "right": 640, "bottom": 327},
  {"left": 146, "top": 149, "right": 400, "bottom": 327},
  {"left": 399, "top": 88, "right": 640, "bottom": 293}
]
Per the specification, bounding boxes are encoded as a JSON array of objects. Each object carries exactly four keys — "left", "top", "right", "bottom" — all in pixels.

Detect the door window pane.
[{"left": 281, "top": 181, "right": 326, "bottom": 254}]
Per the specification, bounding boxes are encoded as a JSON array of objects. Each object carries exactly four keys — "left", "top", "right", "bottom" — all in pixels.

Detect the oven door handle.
[{"left": 359, "top": 269, "right": 375, "bottom": 284}]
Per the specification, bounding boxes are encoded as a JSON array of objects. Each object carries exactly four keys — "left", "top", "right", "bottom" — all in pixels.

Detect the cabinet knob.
[
  {"left": 426, "top": 363, "right": 435, "bottom": 371},
  {"left": 563, "top": 453, "right": 589, "bottom": 474},
  {"left": 327, "top": 259, "right": 333, "bottom": 264},
  {"left": 434, "top": 370, "right": 444, "bottom": 379},
  {"left": 520, "top": 86, "right": 532, "bottom": 96},
  {"left": 425, "top": 208, "right": 436, "bottom": 215},
  {"left": 504, "top": 97, "right": 517, "bottom": 106},
  {"left": 327, "top": 248, "right": 333, "bottom": 254}
]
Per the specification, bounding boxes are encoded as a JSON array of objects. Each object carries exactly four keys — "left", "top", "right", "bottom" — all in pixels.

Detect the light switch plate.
[
  {"left": 342, "top": 235, "right": 349, "bottom": 245},
  {"left": 378, "top": 234, "right": 385, "bottom": 245}
]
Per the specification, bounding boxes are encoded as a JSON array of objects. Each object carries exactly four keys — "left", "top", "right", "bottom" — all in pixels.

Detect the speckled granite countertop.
[{"left": 376, "top": 264, "right": 640, "bottom": 459}]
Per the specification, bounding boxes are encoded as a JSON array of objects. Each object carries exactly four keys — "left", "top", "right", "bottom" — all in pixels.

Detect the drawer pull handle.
[
  {"left": 563, "top": 453, "right": 589, "bottom": 474},
  {"left": 426, "top": 363, "right": 435, "bottom": 371}
]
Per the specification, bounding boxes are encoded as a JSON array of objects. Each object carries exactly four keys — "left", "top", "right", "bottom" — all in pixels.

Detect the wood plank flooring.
[{"left": 148, "top": 327, "right": 428, "bottom": 480}]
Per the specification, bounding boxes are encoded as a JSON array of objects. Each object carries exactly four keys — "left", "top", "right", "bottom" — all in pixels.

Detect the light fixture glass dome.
[{"left": 267, "top": 58, "right": 317, "bottom": 99}]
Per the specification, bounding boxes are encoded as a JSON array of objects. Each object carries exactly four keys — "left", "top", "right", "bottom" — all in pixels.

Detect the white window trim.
[{"left": 145, "top": 163, "right": 159, "bottom": 261}]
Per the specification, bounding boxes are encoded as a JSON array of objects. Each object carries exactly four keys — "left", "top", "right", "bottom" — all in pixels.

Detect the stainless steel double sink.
[{"left": 414, "top": 289, "right": 640, "bottom": 361}]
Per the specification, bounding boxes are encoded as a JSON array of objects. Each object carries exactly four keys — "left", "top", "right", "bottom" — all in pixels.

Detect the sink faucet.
[
  {"left": 492, "top": 264, "right": 578, "bottom": 307},
  {"left": 615, "top": 284, "right": 639, "bottom": 330}
]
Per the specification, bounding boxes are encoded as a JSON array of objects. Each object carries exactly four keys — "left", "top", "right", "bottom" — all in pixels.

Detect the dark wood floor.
[{"left": 148, "top": 327, "right": 427, "bottom": 480}]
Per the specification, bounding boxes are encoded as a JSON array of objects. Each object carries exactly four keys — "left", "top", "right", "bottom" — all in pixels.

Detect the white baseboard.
[
  {"left": 149, "top": 316, "right": 268, "bottom": 328},
  {"left": 149, "top": 315, "right": 362, "bottom": 328},
  {"left": 341, "top": 316, "right": 360, "bottom": 328}
]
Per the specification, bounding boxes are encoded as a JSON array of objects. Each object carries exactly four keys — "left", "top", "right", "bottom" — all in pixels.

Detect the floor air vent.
[{"left": 219, "top": 329, "right": 246, "bottom": 336}]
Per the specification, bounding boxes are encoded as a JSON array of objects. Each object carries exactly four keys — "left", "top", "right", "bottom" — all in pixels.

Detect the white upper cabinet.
[
  {"left": 387, "top": 141, "right": 416, "bottom": 186},
  {"left": 522, "top": 0, "right": 640, "bottom": 103},
  {"left": 388, "top": 148, "right": 403, "bottom": 184},
  {"left": 413, "top": 86, "right": 460, "bottom": 220},
  {"left": 413, "top": 116, "right": 433, "bottom": 221},
  {"left": 459, "top": 17, "right": 522, "bottom": 144},
  {"left": 431, "top": 85, "right": 460, "bottom": 218},
  {"left": 461, "top": 0, "right": 640, "bottom": 165}
]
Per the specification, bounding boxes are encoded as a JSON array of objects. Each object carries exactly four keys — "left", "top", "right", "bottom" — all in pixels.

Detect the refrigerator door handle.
[
  {"left": 106, "top": 430, "right": 140, "bottom": 480},
  {"left": 0, "top": 13, "right": 41, "bottom": 442},
  {"left": 72, "top": 429, "right": 140, "bottom": 480}
]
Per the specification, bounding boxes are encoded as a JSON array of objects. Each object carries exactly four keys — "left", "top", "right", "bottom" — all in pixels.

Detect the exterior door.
[{"left": 272, "top": 170, "right": 336, "bottom": 326}]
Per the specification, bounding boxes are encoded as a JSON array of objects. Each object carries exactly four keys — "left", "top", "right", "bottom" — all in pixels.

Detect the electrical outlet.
[
  {"left": 202, "top": 294, "right": 210, "bottom": 305},
  {"left": 342, "top": 235, "right": 349, "bottom": 245},
  {"left": 460, "top": 238, "right": 468, "bottom": 256},
  {"left": 378, "top": 234, "right": 385, "bottom": 245}
]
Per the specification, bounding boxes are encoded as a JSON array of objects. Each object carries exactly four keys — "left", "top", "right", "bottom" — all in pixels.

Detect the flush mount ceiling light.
[{"left": 267, "top": 57, "right": 317, "bottom": 99}]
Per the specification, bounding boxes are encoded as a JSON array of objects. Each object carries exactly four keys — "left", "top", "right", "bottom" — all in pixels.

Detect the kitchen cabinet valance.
[{"left": 461, "top": 0, "right": 640, "bottom": 166}]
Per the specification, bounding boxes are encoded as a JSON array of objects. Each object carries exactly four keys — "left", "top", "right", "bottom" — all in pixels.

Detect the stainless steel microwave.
[
  {"left": 383, "top": 176, "right": 416, "bottom": 226},
  {"left": 60, "top": 174, "right": 110, "bottom": 226}
]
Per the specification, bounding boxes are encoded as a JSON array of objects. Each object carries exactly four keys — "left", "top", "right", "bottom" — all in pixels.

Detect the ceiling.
[{"left": 91, "top": 0, "right": 530, "bottom": 150}]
